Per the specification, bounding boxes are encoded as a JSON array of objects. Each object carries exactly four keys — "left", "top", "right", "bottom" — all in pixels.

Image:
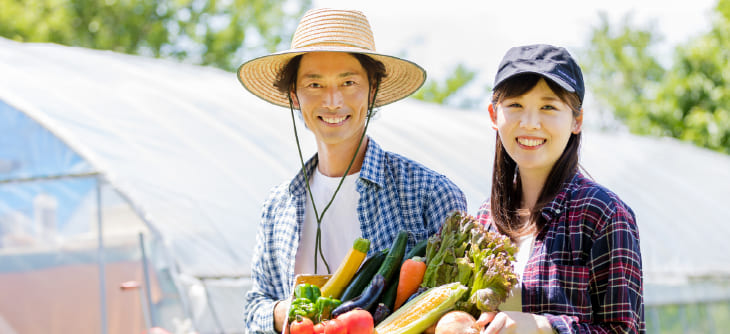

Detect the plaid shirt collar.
[
  {"left": 540, "top": 171, "right": 582, "bottom": 222},
  {"left": 288, "top": 137, "right": 386, "bottom": 196}
]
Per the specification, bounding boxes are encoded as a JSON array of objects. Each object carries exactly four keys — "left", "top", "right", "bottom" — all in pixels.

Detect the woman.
[{"left": 476, "top": 45, "right": 644, "bottom": 333}]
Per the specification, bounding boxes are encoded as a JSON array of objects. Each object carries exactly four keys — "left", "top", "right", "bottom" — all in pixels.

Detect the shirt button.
[{"left": 555, "top": 209, "right": 561, "bottom": 214}]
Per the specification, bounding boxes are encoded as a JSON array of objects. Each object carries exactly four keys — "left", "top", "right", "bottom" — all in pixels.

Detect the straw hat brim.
[{"left": 237, "top": 46, "right": 426, "bottom": 108}]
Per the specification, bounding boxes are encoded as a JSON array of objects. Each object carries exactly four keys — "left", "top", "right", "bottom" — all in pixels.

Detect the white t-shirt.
[
  {"left": 295, "top": 168, "right": 362, "bottom": 275},
  {"left": 499, "top": 233, "right": 536, "bottom": 311}
]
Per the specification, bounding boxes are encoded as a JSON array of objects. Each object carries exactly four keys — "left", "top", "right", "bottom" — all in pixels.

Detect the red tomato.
[
  {"left": 313, "top": 322, "right": 326, "bottom": 334},
  {"left": 290, "top": 315, "right": 314, "bottom": 334},
  {"left": 324, "top": 318, "right": 348, "bottom": 334},
  {"left": 336, "top": 309, "right": 373, "bottom": 334}
]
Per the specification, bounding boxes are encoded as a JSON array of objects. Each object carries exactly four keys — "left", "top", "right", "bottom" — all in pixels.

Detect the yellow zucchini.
[{"left": 320, "top": 237, "right": 370, "bottom": 299}]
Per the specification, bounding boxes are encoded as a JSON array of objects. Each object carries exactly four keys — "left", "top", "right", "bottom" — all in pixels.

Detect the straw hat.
[{"left": 237, "top": 8, "right": 427, "bottom": 108}]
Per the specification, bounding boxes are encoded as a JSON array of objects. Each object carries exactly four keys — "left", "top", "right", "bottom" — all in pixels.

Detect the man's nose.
[{"left": 322, "top": 86, "right": 343, "bottom": 110}]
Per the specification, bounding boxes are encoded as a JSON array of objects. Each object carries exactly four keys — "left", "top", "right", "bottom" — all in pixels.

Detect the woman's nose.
[{"left": 519, "top": 110, "right": 541, "bottom": 130}]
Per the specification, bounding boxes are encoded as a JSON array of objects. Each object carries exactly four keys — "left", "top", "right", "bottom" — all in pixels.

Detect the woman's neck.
[{"left": 519, "top": 167, "right": 550, "bottom": 212}]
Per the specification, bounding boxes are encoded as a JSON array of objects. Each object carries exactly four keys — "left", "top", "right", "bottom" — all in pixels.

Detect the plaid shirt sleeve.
[
  {"left": 243, "top": 181, "right": 301, "bottom": 334},
  {"left": 543, "top": 185, "right": 644, "bottom": 333}
]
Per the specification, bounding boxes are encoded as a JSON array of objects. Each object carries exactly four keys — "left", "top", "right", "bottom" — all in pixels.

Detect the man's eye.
[
  {"left": 343, "top": 80, "right": 356, "bottom": 86},
  {"left": 309, "top": 83, "right": 322, "bottom": 88}
]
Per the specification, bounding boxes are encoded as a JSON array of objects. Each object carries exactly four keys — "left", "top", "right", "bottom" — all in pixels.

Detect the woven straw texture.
[{"left": 237, "top": 8, "right": 426, "bottom": 108}]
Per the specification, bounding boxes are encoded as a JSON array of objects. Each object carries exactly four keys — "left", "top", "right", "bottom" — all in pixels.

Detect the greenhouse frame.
[{"left": 1, "top": 37, "right": 729, "bottom": 333}]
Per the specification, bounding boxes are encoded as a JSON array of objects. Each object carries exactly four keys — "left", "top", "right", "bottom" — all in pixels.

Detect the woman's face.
[{"left": 489, "top": 78, "right": 582, "bottom": 177}]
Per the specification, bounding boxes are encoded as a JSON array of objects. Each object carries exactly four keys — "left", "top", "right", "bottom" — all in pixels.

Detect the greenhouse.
[{"left": 1, "top": 37, "right": 729, "bottom": 333}]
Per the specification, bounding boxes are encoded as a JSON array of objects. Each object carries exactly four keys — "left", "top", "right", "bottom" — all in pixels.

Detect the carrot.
[{"left": 393, "top": 256, "right": 427, "bottom": 310}]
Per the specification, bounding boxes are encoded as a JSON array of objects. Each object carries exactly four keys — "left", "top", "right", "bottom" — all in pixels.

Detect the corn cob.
[{"left": 374, "top": 282, "right": 468, "bottom": 334}]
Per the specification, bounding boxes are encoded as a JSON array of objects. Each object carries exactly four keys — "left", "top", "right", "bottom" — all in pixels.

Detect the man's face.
[{"left": 292, "top": 52, "right": 370, "bottom": 150}]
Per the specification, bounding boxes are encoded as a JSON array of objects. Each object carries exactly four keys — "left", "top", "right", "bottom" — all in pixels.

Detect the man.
[{"left": 237, "top": 8, "right": 467, "bottom": 333}]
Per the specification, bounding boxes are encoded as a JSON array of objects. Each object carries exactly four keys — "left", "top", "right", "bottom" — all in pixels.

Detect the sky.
[{"left": 312, "top": 0, "right": 719, "bottom": 109}]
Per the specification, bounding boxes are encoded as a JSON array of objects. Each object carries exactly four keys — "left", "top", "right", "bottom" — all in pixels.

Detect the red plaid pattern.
[{"left": 477, "top": 172, "right": 645, "bottom": 333}]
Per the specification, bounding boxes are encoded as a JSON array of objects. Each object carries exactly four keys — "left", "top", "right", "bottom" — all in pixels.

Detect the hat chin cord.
[{"left": 287, "top": 84, "right": 379, "bottom": 274}]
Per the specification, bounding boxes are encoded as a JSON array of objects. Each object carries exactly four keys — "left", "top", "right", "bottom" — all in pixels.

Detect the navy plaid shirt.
[
  {"left": 477, "top": 172, "right": 644, "bottom": 333},
  {"left": 244, "top": 138, "right": 467, "bottom": 333}
]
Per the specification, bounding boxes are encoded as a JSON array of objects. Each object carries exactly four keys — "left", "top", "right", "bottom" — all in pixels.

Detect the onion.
[{"left": 434, "top": 310, "right": 479, "bottom": 334}]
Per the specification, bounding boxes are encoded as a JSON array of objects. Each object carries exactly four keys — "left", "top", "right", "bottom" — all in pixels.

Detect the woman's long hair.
[{"left": 490, "top": 74, "right": 583, "bottom": 239}]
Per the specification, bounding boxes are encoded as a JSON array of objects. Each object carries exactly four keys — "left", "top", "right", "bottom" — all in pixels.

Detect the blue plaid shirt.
[{"left": 244, "top": 138, "right": 467, "bottom": 333}]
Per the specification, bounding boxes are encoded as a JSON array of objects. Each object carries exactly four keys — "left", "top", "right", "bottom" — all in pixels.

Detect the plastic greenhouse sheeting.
[{"left": 2, "top": 37, "right": 730, "bottom": 332}]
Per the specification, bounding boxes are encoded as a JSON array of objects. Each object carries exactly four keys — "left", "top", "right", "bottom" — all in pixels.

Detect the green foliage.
[
  {"left": 581, "top": 12, "right": 666, "bottom": 131},
  {"left": 422, "top": 211, "right": 518, "bottom": 314},
  {"left": 412, "top": 63, "right": 476, "bottom": 106},
  {"left": 583, "top": 6, "right": 730, "bottom": 154},
  {"left": 646, "top": 301, "right": 730, "bottom": 334},
  {"left": 0, "top": 0, "right": 311, "bottom": 71}
]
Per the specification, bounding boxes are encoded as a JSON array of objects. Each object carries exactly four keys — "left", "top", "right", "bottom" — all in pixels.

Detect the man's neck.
[{"left": 316, "top": 137, "right": 369, "bottom": 177}]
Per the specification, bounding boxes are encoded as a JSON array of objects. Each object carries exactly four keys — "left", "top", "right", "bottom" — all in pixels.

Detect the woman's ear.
[
  {"left": 488, "top": 104, "right": 498, "bottom": 130},
  {"left": 572, "top": 109, "right": 584, "bottom": 134}
]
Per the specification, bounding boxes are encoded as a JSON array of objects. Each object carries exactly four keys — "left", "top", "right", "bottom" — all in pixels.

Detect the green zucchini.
[
  {"left": 404, "top": 238, "right": 428, "bottom": 261},
  {"left": 380, "top": 274, "right": 399, "bottom": 310},
  {"left": 377, "top": 231, "right": 409, "bottom": 285},
  {"left": 340, "top": 249, "right": 388, "bottom": 302}
]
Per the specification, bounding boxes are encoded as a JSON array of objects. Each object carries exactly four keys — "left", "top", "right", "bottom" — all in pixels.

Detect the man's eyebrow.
[
  {"left": 339, "top": 72, "right": 361, "bottom": 77},
  {"left": 301, "top": 72, "right": 363, "bottom": 79}
]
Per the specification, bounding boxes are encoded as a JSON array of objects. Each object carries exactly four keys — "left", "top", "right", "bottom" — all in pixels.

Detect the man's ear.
[
  {"left": 572, "top": 109, "right": 584, "bottom": 134},
  {"left": 290, "top": 91, "right": 300, "bottom": 109},
  {"left": 488, "top": 104, "right": 498, "bottom": 130},
  {"left": 369, "top": 83, "right": 379, "bottom": 106}
]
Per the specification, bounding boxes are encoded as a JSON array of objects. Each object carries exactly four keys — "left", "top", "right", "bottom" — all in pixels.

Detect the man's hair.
[
  {"left": 274, "top": 53, "right": 387, "bottom": 115},
  {"left": 489, "top": 73, "right": 583, "bottom": 240}
]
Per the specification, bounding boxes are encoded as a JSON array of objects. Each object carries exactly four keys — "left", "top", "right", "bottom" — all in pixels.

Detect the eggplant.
[{"left": 331, "top": 274, "right": 385, "bottom": 317}]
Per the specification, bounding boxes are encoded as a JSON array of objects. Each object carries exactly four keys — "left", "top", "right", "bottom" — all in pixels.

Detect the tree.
[
  {"left": 412, "top": 63, "right": 479, "bottom": 107},
  {"left": 0, "top": 0, "right": 311, "bottom": 71},
  {"left": 582, "top": 3, "right": 730, "bottom": 154}
]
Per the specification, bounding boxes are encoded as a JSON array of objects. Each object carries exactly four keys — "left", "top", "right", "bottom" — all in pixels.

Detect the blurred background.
[{"left": 1, "top": 0, "right": 730, "bottom": 333}]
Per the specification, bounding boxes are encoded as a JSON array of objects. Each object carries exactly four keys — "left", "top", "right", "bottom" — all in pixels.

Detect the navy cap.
[{"left": 493, "top": 44, "right": 585, "bottom": 102}]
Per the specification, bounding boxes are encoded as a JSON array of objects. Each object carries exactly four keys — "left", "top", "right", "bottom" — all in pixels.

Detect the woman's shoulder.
[{"left": 568, "top": 173, "right": 636, "bottom": 224}]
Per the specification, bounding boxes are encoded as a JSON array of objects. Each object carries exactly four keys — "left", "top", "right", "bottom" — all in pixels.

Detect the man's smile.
[{"left": 320, "top": 115, "right": 349, "bottom": 125}]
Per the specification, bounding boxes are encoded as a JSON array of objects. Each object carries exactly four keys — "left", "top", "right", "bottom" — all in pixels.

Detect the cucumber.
[
  {"left": 340, "top": 249, "right": 388, "bottom": 302},
  {"left": 377, "top": 231, "right": 409, "bottom": 285},
  {"left": 380, "top": 274, "right": 398, "bottom": 310},
  {"left": 404, "top": 237, "right": 428, "bottom": 261}
]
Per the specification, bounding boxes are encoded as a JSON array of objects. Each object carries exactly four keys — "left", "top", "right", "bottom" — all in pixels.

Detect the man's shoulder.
[
  {"left": 383, "top": 150, "right": 445, "bottom": 177},
  {"left": 362, "top": 139, "right": 454, "bottom": 188},
  {"left": 262, "top": 176, "right": 298, "bottom": 207}
]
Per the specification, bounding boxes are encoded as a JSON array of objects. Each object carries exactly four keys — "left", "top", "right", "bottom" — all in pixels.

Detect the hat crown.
[
  {"left": 291, "top": 8, "right": 376, "bottom": 51},
  {"left": 494, "top": 44, "right": 585, "bottom": 102}
]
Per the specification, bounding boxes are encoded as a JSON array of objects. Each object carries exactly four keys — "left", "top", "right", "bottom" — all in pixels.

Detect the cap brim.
[
  {"left": 237, "top": 47, "right": 426, "bottom": 108},
  {"left": 494, "top": 70, "right": 576, "bottom": 94}
]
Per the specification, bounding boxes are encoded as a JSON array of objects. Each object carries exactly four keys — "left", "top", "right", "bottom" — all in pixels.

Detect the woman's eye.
[
  {"left": 507, "top": 103, "right": 521, "bottom": 108},
  {"left": 542, "top": 105, "right": 557, "bottom": 110}
]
